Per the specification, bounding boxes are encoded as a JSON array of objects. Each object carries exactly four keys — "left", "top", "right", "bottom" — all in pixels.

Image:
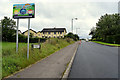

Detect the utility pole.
[
  {"left": 71, "top": 19, "right": 73, "bottom": 33},
  {"left": 71, "top": 18, "right": 78, "bottom": 33}
]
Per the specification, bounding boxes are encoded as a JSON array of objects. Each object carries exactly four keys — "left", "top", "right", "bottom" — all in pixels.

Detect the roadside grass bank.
[
  {"left": 2, "top": 38, "right": 75, "bottom": 78},
  {"left": 92, "top": 41, "right": 120, "bottom": 47}
]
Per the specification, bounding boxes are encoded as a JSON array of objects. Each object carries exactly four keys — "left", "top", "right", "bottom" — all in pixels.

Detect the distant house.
[
  {"left": 41, "top": 28, "right": 67, "bottom": 38},
  {"left": 22, "top": 29, "right": 37, "bottom": 38},
  {"left": 18, "top": 30, "right": 22, "bottom": 34},
  {"left": 22, "top": 28, "right": 67, "bottom": 38},
  {"left": 37, "top": 31, "right": 42, "bottom": 38}
]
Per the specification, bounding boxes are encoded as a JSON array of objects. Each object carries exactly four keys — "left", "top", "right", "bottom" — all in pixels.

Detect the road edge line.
[{"left": 61, "top": 42, "right": 79, "bottom": 80}]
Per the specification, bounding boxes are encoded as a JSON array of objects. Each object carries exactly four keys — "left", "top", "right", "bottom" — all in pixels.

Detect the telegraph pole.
[
  {"left": 71, "top": 19, "right": 73, "bottom": 33},
  {"left": 71, "top": 18, "right": 78, "bottom": 33}
]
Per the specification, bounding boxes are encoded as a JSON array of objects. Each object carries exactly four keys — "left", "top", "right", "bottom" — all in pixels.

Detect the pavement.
[
  {"left": 5, "top": 42, "right": 79, "bottom": 79},
  {"left": 68, "top": 41, "right": 118, "bottom": 79}
]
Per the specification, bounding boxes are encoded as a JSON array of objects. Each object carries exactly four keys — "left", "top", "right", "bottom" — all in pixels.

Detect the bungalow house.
[
  {"left": 22, "top": 29, "right": 37, "bottom": 38},
  {"left": 18, "top": 30, "right": 22, "bottom": 34},
  {"left": 22, "top": 28, "right": 67, "bottom": 38},
  {"left": 41, "top": 28, "right": 67, "bottom": 38}
]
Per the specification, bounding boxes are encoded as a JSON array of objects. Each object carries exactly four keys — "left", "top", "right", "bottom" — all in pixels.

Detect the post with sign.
[
  {"left": 16, "top": 19, "right": 19, "bottom": 53},
  {"left": 13, "top": 3, "right": 35, "bottom": 59},
  {"left": 27, "top": 18, "right": 30, "bottom": 59},
  {"left": 31, "top": 44, "right": 41, "bottom": 50},
  {"left": 13, "top": 3, "right": 35, "bottom": 19}
]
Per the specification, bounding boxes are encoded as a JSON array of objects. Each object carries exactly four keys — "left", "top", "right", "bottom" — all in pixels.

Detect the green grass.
[
  {"left": 2, "top": 38, "right": 74, "bottom": 78},
  {"left": 92, "top": 41, "right": 120, "bottom": 47}
]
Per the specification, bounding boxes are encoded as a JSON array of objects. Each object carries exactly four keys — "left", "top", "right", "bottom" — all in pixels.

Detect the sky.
[{"left": 0, "top": 0, "right": 119, "bottom": 39}]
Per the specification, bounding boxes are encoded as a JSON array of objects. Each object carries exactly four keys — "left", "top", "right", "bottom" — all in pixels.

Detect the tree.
[
  {"left": 74, "top": 34, "right": 79, "bottom": 41},
  {"left": 89, "top": 13, "right": 120, "bottom": 43},
  {"left": 65, "top": 32, "right": 79, "bottom": 41},
  {"left": 0, "top": 17, "right": 16, "bottom": 41}
]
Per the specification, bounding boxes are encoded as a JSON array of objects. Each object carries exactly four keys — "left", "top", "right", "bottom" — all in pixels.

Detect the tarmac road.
[{"left": 68, "top": 41, "right": 118, "bottom": 78}]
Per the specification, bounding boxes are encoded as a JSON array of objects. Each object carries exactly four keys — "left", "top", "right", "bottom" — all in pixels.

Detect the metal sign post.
[
  {"left": 16, "top": 19, "right": 19, "bottom": 53},
  {"left": 27, "top": 18, "right": 30, "bottom": 59},
  {"left": 13, "top": 3, "right": 35, "bottom": 59}
]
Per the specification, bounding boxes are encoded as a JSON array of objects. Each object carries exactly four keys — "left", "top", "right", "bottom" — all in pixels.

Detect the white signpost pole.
[
  {"left": 16, "top": 19, "right": 19, "bottom": 53},
  {"left": 13, "top": 3, "right": 35, "bottom": 58},
  {"left": 27, "top": 18, "right": 30, "bottom": 59}
]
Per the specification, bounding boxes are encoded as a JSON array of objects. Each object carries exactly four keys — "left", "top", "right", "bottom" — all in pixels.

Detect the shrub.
[
  {"left": 64, "top": 32, "right": 79, "bottom": 41},
  {"left": 65, "top": 38, "right": 71, "bottom": 43}
]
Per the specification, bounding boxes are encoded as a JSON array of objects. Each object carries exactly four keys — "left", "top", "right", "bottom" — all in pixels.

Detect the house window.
[
  {"left": 38, "top": 34, "right": 40, "bottom": 36},
  {"left": 60, "top": 32, "right": 62, "bottom": 34},
  {"left": 48, "top": 32, "right": 50, "bottom": 34},
  {"left": 54, "top": 32, "right": 56, "bottom": 34}
]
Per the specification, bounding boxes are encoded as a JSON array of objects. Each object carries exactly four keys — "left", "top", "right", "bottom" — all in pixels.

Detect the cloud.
[{"left": 0, "top": 0, "right": 118, "bottom": 38}]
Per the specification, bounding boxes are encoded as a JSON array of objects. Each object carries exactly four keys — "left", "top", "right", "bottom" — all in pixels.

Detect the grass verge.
[
  {"left": 92, "top": 41, "right": 120, "bottom": 47},
  {"left": 2, "top": 38, "right": 75, "bottom": 78}
]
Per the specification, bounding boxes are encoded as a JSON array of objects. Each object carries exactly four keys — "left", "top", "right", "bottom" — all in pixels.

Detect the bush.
[
  {"left": 46, "top": 38, "right": 58, "bottom": 45},
  {"left": 65, "top": 38, "right": 72, "bottom": 43},
  {"left": 3, "top": 33, "right": 47, "bottom": 43},
  {"left": 114, "top": 34, "right": 120, "bottom": 44},
  {"left": 64, "top": 32, "right": 79, "bottom": 41},
  {"left": 106, "top": 36, "right": 114, "bottom": 43},
  {"left": 19, "top": 34, "right": 27, "bottom": 43},
  {"left": 105, "top": 34, "right": 120, "bottom": 44}
]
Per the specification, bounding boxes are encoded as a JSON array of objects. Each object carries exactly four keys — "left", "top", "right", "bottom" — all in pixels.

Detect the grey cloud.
[
  {"left": 33, "top": 2, "right": 118, "bottom": 38},
  {"left": 0, "top": 0, "right": 118, "bottom": 38}
]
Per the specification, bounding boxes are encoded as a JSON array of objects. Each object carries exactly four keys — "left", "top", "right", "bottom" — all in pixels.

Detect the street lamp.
[{"left": 71, "top": 18, "right": 78, "bottom": 33}]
